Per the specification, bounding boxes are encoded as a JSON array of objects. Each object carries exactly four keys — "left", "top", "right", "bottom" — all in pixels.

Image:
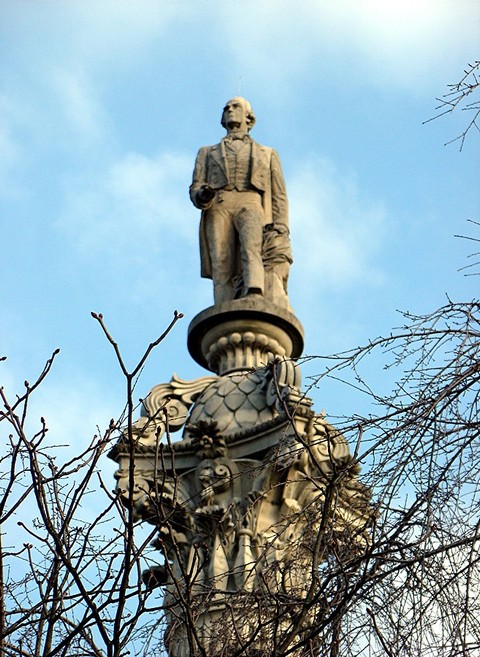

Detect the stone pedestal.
[
  {"left": 109, "top": 300, "right": 372, "bottom": 657},
  {"left": 187, "top": 298, "right": 304, "bottom": 374}
]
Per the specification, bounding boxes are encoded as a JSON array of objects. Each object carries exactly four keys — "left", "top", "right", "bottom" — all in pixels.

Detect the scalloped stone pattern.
[{"left": 185, "top": 370, "right": 275, "bottom": 435}]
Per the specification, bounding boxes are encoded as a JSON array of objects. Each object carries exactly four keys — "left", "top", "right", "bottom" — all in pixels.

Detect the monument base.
[{"left": 187, "top": 298, "right": 304, "bottom": 375}]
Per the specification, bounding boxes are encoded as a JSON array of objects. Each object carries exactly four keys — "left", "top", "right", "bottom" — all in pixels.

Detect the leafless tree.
[
  {"left": 124, "top": 299, "right": 480, "bottom": 657},
  {"left": 2, "top": 298, "right": 479, "bottom": 656},
  {"left": 0, "top": 311, "right": 182, "bottom": 657},
  {"left": 425, "top": 60, "right": 480, "bottom": 150},
  {"left": 299, "top": 299, "right": 480, "bottom": 656}
]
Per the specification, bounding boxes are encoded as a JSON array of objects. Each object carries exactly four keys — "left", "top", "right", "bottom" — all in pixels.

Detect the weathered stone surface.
[
  {"left": 110, "top": 359, "right": 373, "bottom": 656},
  {"left": 189, "top": 97, "right": 293, "bottom": 308},
  {"left": 188, "top": 297, "right": 304, "bottom": 373},
  {"left": 186, "top": 370, "right": 274, "bottom": 434}
]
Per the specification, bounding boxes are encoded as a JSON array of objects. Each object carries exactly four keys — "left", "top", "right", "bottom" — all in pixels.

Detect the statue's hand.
[{"left": 198, "top": 184, "right": 215, "bottom": 205}]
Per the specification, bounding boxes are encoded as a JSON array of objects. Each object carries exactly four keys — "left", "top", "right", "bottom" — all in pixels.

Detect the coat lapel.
[
  {"left": 251, "top": 142, "right": 271, "bottom": 192},
  {"left": 211, "top": 142, "right": 229, "bottom": 182}
]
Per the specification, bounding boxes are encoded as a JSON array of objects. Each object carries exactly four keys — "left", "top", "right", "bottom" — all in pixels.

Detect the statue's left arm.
[
  {"left": 270, "top": 149, "right": 289, "bottom": 230},
  {"left": 190, "top": 147, "right": 216, "bottom": 210}
]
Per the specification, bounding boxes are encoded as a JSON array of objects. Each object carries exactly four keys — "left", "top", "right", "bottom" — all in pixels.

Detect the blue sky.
[{"left": 1, "top": 1, "right": 479, "bottom": 458}]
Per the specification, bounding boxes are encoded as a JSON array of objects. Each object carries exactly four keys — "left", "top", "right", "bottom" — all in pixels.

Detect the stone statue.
[
  {"left": 190, "top": 97, "right": 293, "bottom": 307},
  {"left": 109, "top": 98, "right": 373, "bottom": 657}
]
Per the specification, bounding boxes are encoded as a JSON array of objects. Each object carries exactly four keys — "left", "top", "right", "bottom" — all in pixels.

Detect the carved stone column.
[
  {"left": 109, "top": 303, "right": 372, "bottom": 656},
  {"left": 187, "top": 298, "right": 304, "bottom": 375}
]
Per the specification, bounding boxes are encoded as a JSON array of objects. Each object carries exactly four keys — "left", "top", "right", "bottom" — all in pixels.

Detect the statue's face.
[{"left": 222, "top": 98, "right": 249, "bottom": 132}]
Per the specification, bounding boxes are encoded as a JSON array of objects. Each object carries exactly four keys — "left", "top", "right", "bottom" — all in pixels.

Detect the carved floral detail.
[
  {"left": 140, "top": 418, "right": 372, "bottom": 599},
  {"left": 187, "top": 420, "right": 228, "bottom": 459},
  {"left": 111, "top": 366, "right": 371, "bottom": 657}
]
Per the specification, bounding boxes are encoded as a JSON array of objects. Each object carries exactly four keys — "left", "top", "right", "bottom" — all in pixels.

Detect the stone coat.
[{"left": 190, "top": 139, "right": 289, "bottom": 279}]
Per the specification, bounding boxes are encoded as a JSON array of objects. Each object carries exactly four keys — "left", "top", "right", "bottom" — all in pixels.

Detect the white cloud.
[
  {"left": 58, "top": 150, "right": 194, "bottom": 257},
  {"left": 0, "top": 69, "right": 111, "bottom": 195},
  {"left": 63, "top": 0, "right": 179, "bottom": 68},
  {"left": 289, "top": 157, "right": 387, "bottom": 289},
  {"left": 56, "top": 149, "right": 199, "bottom": 306},
  {"left": 0, "top": 1, "right": 184, "bottom": 154},
  {"left": 0, "top": 96, "right": 20, "bottom": 163},
  {"left": 217, "top": 0, "right": 478, "bottom": 92},
  {"left": 2, "top": 0, "right": 180, "bottom": 72},
  {"left": 0, "top": 354, "right": 119, "bottom": 454},
  {"left": 0, "top": 92, "right": 32, "bottom": 198},
  {"left": 48, "top": 68, "right": 109, "bottom": 143}
]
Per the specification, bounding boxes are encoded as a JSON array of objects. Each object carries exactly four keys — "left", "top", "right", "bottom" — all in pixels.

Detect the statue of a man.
[{"left": 190, "top": 97, "right": 292, "bottom": 306}]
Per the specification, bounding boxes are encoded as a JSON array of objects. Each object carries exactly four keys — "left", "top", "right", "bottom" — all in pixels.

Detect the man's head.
[{"left": 221, "top": 97, "right": 256, "bottom": 132}]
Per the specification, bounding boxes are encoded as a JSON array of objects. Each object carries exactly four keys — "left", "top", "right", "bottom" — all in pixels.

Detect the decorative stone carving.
[
  {"left": 114, "top": 373, "right": 217, "bottom": 449},
  {"left": 187, "top": 298, "right": 304, "bottom": 374},
  {"left": 129, "top": 414, "right": 372, "bottom": 657},
  {"left": 110, "top": 359, "right": 372, "bottom": 656}
]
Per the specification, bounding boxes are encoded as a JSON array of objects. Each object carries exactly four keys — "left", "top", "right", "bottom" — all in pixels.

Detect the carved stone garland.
[{"left": 109, "top": 348, "right": 372, "bottom": 656}]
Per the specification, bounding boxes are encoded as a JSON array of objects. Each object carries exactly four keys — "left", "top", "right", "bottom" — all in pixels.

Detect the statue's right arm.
[{"left": 190, "top": 147, "right": 215, "bottom": 209}]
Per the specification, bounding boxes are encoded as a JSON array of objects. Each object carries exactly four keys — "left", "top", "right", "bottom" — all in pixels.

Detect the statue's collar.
[{"left": 223, "top": 132, "right": 252, "bottom": 142}]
